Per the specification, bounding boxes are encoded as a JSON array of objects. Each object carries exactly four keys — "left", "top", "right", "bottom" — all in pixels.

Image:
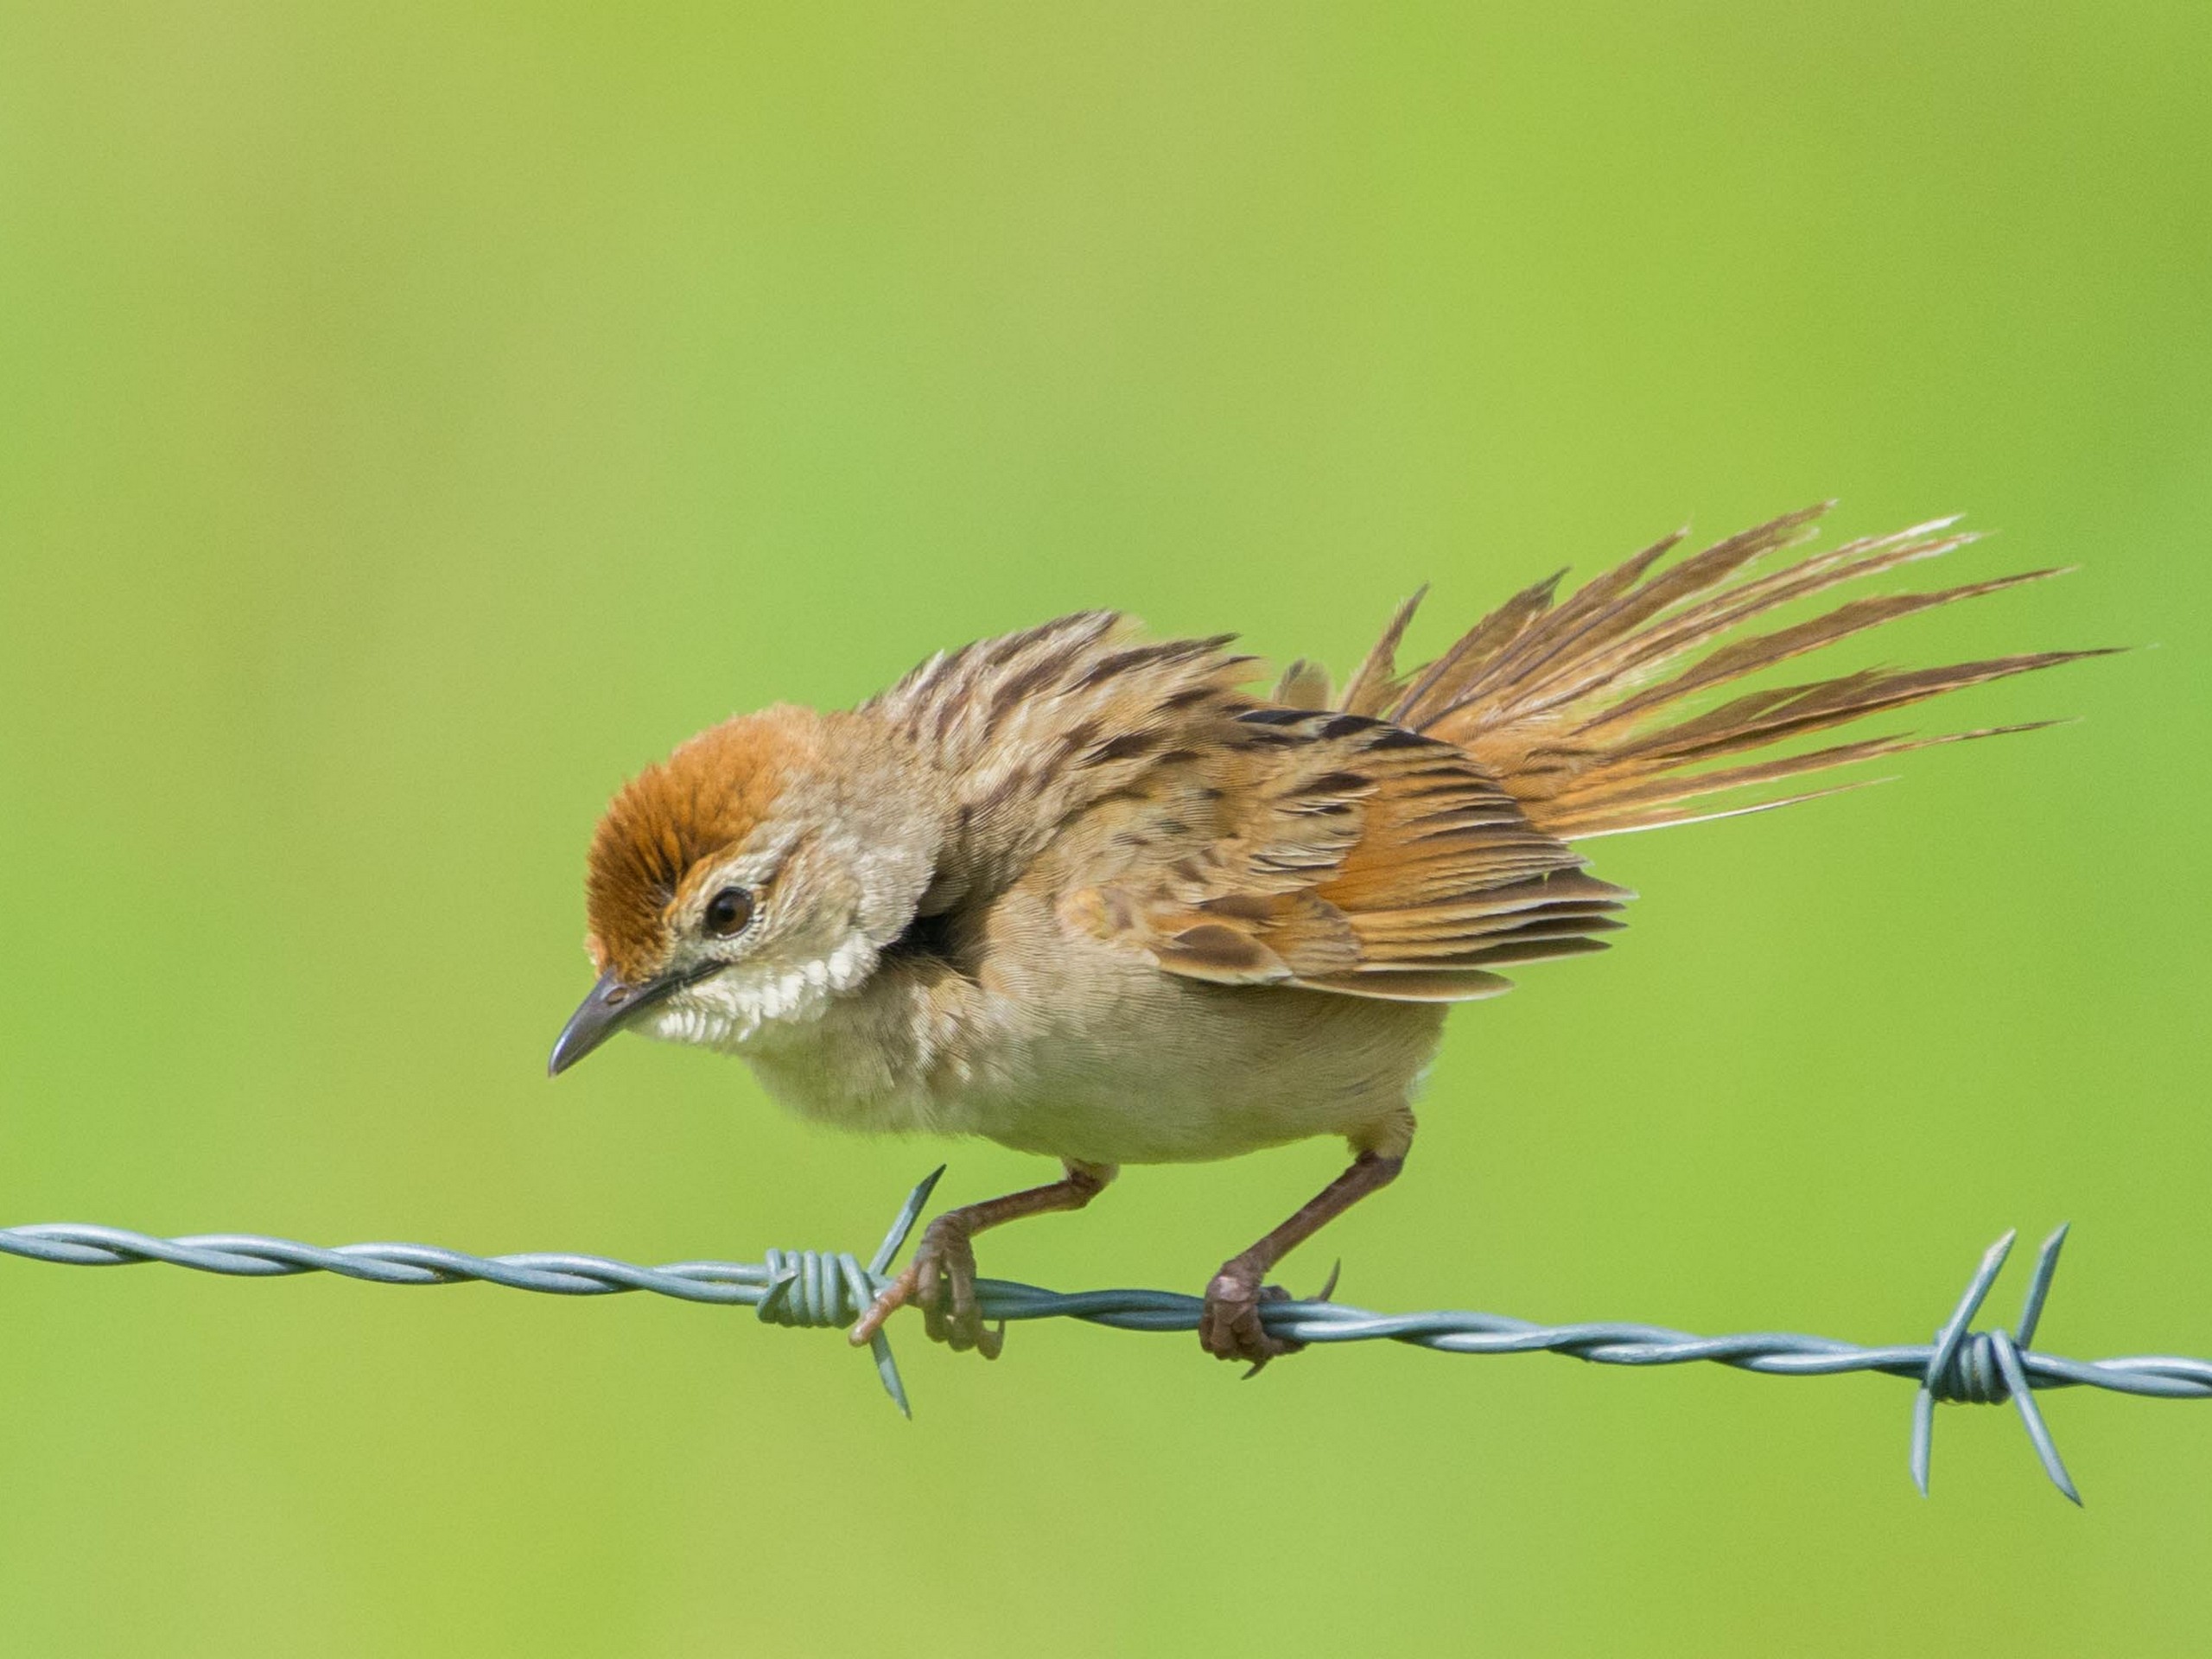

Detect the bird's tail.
[{"left": 1328, "top": 504, "right": 2110, "bottom": 841}]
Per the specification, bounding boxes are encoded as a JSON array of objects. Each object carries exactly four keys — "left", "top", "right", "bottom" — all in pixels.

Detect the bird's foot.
[
  {"left": 1201, "top": 1253, "right": 1306, "bottom": 1374},
  {"left": 851, "top": 1212, "right": 1004, "bottom": 1358}
]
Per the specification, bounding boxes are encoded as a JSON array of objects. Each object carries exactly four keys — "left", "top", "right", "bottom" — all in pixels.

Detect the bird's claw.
[
  {"left": 852, "top": 1214, "right": 1005, "bottom": 1359},
  {"left": 1201, "top": 1256, "right": 1306, "bottom": 1373}
]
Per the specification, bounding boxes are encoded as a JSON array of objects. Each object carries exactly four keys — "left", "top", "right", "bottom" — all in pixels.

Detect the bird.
[{"left": 548, "top": 504, "right": 2105, "bottom": 1369}]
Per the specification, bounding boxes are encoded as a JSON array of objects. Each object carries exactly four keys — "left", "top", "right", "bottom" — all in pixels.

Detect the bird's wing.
[
  {"left": 865, "top": 610, "right": 1621, "bottom": 1004},
  {"left": 1052, "top": 705, "right": 1627, "bottom": 1004}
]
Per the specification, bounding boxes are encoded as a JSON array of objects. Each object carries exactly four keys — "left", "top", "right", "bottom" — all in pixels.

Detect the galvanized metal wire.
[{"left": 5, "top": 1166, "right": 2207, "bottom": 1502}]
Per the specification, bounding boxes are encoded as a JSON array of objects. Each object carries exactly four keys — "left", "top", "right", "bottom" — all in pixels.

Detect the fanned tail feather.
[{"left": 1344, "top": 505, "right": 2111, "bottom": 841}]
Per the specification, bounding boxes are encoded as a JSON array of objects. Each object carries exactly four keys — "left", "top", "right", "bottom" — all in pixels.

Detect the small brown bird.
[{"left": 550, "top": 505, "right": 2100, "bottom": 1368}]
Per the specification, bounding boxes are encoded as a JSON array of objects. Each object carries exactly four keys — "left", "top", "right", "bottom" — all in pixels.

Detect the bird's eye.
[{"left": 702, "top": 886, "right": 755, "bottom": 938}]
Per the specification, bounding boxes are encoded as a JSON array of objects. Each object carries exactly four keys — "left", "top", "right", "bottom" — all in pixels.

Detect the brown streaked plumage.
[{"left": 551, "top": 505, "right": 2108, "bottom": 1368}]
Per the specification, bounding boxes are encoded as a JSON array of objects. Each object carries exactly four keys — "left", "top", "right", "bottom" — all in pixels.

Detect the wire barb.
[
  {"left": 754, "top": 1166, "right": 944, "bottom": 1415},
  {"left": 1910, "top": 1226, "right": 2080, "bottom": 1503},
  {"left": 3, "top": 1178, "right": 2205, "bottom": 1494}
]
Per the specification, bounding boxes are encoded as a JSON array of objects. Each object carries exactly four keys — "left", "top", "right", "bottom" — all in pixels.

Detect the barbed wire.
[{"left": 4, "top": 1166, "right": 2207, "bottom": 1502}]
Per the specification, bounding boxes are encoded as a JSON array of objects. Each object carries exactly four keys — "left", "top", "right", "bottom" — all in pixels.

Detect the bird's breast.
[{"left": 735, "top": 924, "right": 1445, "bottom": 1165}]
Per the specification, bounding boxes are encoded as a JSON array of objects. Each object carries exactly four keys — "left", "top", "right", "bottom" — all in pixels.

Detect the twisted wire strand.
[{"left": 4, "top": 1170, "right": 2206, "bottom": 1498}]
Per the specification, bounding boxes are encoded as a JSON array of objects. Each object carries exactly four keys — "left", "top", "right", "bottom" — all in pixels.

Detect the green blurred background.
[{"left": 3, "top": 4, "right": 2208, "bottom": 1654}]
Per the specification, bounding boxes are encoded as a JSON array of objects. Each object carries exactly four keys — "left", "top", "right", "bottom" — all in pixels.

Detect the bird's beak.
[{"left": 548, "top": 963, "right": 717, "bottom": 1077}]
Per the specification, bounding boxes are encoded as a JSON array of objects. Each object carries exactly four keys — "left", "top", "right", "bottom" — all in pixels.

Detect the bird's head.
[{"left": 548, "top": 704, "right": 946, "bottom": 1076}]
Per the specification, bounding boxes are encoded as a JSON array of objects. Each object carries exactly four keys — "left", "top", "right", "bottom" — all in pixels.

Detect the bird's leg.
[
  {"left": 1203, "top": 1148, "right": 1404, "bottom": 1370},
  {"left": 851, "top": 1160, "right": 1116, "bottom": 1359}
]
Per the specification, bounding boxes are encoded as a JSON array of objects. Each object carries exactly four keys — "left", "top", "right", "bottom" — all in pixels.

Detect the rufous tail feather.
[{"left": 1340, "top": 504, "right": 2113, "bottom": 840}]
